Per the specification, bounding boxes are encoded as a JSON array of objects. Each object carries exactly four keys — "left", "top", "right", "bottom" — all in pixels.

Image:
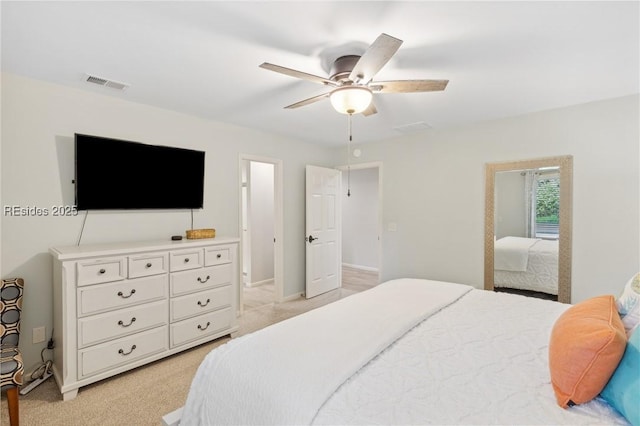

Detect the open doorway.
[
  {"left": 239, "top": 155, "right": 283, "bottom": 314},
  {"left": 339, "top": 162, "right": 382, "bottom": 291}
]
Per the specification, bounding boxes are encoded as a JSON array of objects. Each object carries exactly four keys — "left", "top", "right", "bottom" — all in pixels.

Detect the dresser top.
[{"left": 50, "top": 237, "right": 239, "bottom": 260}]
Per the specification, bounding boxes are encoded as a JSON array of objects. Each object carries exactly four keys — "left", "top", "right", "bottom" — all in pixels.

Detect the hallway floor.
[{"left": 242, "top": 265, "right": 379, "bottom": 311}]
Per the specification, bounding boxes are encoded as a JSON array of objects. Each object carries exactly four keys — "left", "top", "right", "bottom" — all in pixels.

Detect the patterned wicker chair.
[{"left": 1, "top": 278, "right": 24, "bottom": 426}]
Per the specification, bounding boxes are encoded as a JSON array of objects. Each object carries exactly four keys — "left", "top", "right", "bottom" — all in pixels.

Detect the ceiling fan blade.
[
  {"left": 370, "top": 79, "right": 449, "bottom": 93},
  {"left": 260, "top": 63, "right": 338, "bottom": 87},
  {"left": 349, "top": 33, "right": 403, "bottom": 84},
  {"left": 284, "top": 92, "right": 331, "bottom": 109},
  {"left": 362, "top": 102, "right": 377, "bottom": 117}
]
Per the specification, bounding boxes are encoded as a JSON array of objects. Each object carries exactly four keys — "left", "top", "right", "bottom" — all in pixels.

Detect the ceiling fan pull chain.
[{"left": 347, "top": 114, "right": 352, "bottom": 197}]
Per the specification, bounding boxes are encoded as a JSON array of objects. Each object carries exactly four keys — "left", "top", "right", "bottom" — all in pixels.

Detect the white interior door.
[{"left": 306, "top": 165, "right": 342, "bottom": 298}]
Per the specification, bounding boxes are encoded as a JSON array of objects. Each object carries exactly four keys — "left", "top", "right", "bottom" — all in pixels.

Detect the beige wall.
[
  {"left": 247, "top": 161, "right": 275, "bottom": 284},
  {"left": 342, "top": 167, "right": 379, "bottom": 270},
  {"left": 494, "top": 171, "right": 527, "bottom": 239}
]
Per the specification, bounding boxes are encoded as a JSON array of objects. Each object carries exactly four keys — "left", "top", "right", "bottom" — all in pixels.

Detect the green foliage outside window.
[{"left": 536, "top": 178, "right": 559, "bottom": 224}]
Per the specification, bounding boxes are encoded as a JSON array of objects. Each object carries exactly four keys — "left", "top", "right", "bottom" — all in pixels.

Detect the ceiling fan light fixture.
[{"left": 329, "top": 86, "right": 373, "bottom": 115}]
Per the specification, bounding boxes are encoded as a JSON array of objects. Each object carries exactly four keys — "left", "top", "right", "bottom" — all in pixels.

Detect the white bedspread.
[
  {"left": 180, "top": 278, "right": 472, "bottom": 425},
  {"left": 494, "top": 236, "right": 540, "bottom": 271},
  {"left": 313, "top": 290, "right": 627, "bottom": 425},
  {"left": 495, "top": 239, "right": 559, "bottom": 294}
]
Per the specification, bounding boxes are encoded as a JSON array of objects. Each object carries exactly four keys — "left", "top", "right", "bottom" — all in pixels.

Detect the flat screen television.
[{"left": 74, "top": 133, "right": 205, "bottom": 210}]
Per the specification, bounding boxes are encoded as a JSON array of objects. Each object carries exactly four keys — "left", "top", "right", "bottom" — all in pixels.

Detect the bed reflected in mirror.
[{"left": 485, "top": 156, "right": 573, "bottom": 303}]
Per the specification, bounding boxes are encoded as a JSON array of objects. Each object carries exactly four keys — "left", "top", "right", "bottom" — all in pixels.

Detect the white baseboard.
[
  {"left": 282, "top": 292, "right": 304, "bottom": 302},
  {"left": 244, "top": 278, "right": 274, "bottom": 288},
  {"left": 342, "top": 262, "right": 379, "bottom": 273}
]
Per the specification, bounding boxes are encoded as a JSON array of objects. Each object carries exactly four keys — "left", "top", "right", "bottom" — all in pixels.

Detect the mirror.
[{"left": 485, "top": 156, "right": 573, "bottom": 303}]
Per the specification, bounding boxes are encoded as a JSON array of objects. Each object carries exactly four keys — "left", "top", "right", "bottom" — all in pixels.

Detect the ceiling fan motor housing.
[{"left": 330, "top": 55, "right": 362, "bottom": 83}]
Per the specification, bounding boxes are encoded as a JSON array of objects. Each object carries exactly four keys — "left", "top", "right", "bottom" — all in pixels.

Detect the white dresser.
[{"left": 50, "top": 237, "right": 239, "bottom": 401}]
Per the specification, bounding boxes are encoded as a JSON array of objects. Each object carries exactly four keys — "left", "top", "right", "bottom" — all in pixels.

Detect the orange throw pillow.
[{"left": 549, "top": 295, "right": 626, "bottom": 408}]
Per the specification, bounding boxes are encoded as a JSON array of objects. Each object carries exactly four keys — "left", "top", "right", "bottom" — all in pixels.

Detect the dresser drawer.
[
  {"left": 79, "top": 326, "right": 168, "bottom": 379},
  {"left": 170, "top": 285, "right": 231, "bottom": 322},
  {"left": 170, "top": 249, "right": 203, "bottom": 272},
  {"left": 170, "top": 308, "right": 232, "bottom": 348},
  {"left": 204, "top": 246, "right": 231, "bottom": 266},
  {"left": 170, "top": 264, "right": 231, "bottom": 297},
  {"left": 78, "top": 300, "right": 168, "bottom": 348},
  {"left": 77, "top": 257, "right": 126, "bottom": 286},
  {"left": 77, "top": 275, "right": 168, "bottom": 317},
  {"left": 128, "top": 253, "right": 168, "bottom": 278}
]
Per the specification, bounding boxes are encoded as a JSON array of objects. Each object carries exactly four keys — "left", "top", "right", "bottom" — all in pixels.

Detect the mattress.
[
  {"left": 495, "top": 238, "right": 559, "bottom": 295},
  {"left": 177, "top": 280, "right": 627, "bottom": 425}
]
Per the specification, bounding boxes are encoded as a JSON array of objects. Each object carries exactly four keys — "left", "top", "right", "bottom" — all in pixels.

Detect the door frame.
[
  {"left": 336, "top": 161, "right": 383, "bottom": 282},
  {"left": 238, "top": 154, "right": 284, "bottom": 315}
]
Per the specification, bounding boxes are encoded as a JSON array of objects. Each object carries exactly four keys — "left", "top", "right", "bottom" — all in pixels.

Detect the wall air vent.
[
  {"left": 84, "top": 74, "right": 129, "bottom": 91},
  {"left": 393, "top": 121, "right": 432, "bottom": 135}
]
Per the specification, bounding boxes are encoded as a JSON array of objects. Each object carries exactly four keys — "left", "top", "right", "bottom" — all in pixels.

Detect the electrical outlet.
[{"left": 33, "top": 326, "right": 46, "bottom": 344}]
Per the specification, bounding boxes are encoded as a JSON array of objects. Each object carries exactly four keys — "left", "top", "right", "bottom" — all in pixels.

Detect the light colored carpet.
[
  {"left": 0, "top": 286, "right": 361, "bottom": 426},
  {"left": 243, "top": 281, "right": 276, "bottom": 311}
]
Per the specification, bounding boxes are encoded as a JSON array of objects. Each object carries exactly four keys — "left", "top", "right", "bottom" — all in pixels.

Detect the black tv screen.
[{"left": 74, "top": 134, "right": 205, "bottom": 210}]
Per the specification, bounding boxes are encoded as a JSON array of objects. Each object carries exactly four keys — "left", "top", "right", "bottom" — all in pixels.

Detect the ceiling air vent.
[
  {"left": 84, "top": 74, "right": 129, "bottom": 91},
  {"left": 392, "top": 121, "right": 432, "bottom": 135}
]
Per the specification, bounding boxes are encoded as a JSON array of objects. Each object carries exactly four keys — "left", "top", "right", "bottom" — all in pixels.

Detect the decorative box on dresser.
[{"left": 50, "top": 237, "right": 239, "bottom": 401}]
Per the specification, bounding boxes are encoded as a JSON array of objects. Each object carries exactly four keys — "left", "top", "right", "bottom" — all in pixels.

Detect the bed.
[
  {"left": 163, "top": 277, "right": 635, "bottom": 425},
  {"left": 494, "top": 236, "right": 559, "bottom": 295}
]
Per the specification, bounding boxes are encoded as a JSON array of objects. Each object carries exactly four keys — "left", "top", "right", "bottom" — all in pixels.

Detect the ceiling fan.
[{"left": 259, "top": 33, "right": 449, "bottom": 116}]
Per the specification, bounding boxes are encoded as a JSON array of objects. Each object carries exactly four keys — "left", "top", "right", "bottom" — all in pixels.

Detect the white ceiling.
[{"left": 2, "top": 1, "right": 638, "bottom": 146}]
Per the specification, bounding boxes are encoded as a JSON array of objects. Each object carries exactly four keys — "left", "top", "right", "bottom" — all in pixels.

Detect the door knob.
[{"left": 307, "top": 235, "right": 318, "bottom": 243}]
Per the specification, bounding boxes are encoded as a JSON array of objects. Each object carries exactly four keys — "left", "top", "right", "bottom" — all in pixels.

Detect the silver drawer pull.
[
  {"left": 197, "top": 299, "right": 211, "bottom": 307},
  {"left": 145, "top": 262, "right": 152, "bottom": 268},
  {"left": 216, "top": 254, "right": 222, "bottom": 259},
  {"left": 197, "top": 322, "right": 211, "bottom": 331},
  {"left": 197, "top": 275, "right": 210, "bottom": 283},
  {"left": 99, "top": 268, "right": 106, "bottom": 274},
  {"left": 184, "top": 258, "right": 190, "bottom": 263},
  {"left": 118, "top": 317, "right": 137, "bottom": 327},
  {"left": 117, "top": 289, "right": 136, "bottom": 299},
  {"left": 118, "top": 345, "right": 137, "bottom": 356}
]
